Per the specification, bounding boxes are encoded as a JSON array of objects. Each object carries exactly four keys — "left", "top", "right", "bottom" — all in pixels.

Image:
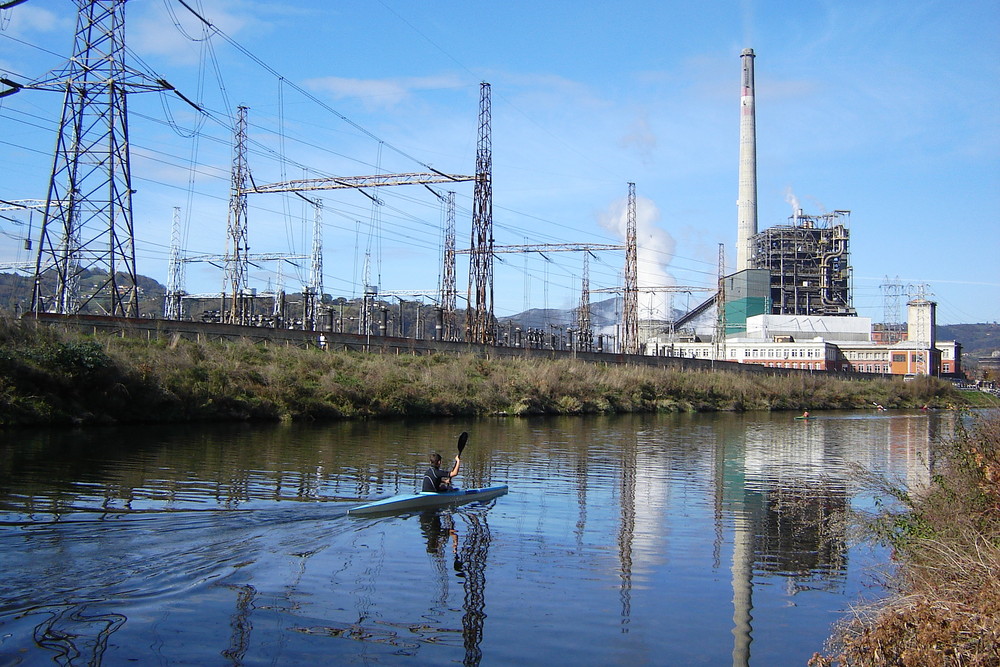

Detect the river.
[{"left": 0, "top": 411, "right": 952, "bottom": 665}]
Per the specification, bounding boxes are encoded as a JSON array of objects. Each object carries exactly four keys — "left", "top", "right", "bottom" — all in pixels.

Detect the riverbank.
[
  {"left": 811, "top": 412, "right": 1000, "bottom": 666},
  {"left": 0, "top": 315, "right": 974, "bottom": 427}
]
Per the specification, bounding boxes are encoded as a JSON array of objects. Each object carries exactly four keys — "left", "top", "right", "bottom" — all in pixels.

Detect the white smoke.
[
  {"left": 598, "top": 194, "right": 676, "bottom": 320},
  {"left": 784, "top": 186, "right": 800, "bottom": 216},
  {"left": 620, "top": 112, "right": 657, "bottom": 166}
]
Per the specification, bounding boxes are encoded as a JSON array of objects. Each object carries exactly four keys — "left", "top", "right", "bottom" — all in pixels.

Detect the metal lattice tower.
[
  {"left": 273, "top": 261, "right": 285, "bottom": 320},
  {"left": 28, "top": 0, "right": 167, "bottom": 316},
  {"left": 714, "top": 243, "right": 727, "bottom": 360},
  {"left": 224, "top": 105, "right": 251, "bottom": 324},
  {"left": 302, "top": 199, "right": 323, "bottom": 330},
  {"left": 880, "top": 275, "right": 904, "bottom": 343},
  {"left": 621, "top": 182, "right": 639, "bottom": 354},
  {"left": 466, "top": 82, "right": 494, "bottom": 344},
  {"left": 440, "top": 190, "right": 458, "bottom": 340},
  {"left": 577, "top": 253, "right": 591, "bottom": 334},
  {"left": 164, "top": 206, "right": 185, "bottom": 319}
]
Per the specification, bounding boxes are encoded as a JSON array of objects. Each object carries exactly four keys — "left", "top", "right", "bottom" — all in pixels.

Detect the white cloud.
[
  {"left": 0, "top": 5, "right": 65, "bottom": 37},
  {"left": 127, "top": 0, "right": 254, "bottom": 67},
  {"left": 305, "top": 74, "right": 463, "bottom": 110}
]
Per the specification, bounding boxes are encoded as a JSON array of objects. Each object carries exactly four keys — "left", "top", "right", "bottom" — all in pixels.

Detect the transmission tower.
[
  {"left": 576, "top": 253, "right": 593, "bottom": 351},
  {"left": 466, "top": 82, "right": 494, "bottom": 344},
  {"left": 25, "top": 0, "right": 168, "bottom": 316},
  {"left": 302, "top": 199, "right": 323, "bottom": 330},
  {"left": 440, "top": 191, "right": 458, "bottom": 340},
  {"left": 714, "top": 243, "right": 726, "bottom": 360},
  {"left": 621, "top": 182, "right": 639, "bottom": 354},
  {"left": 577, "top": 253, "right": 591, "bottom": 333},
  {"left": 164, "top": 206, "right": 185, "bottom": 319},
  {"left": 879, "top": 275, "right": 906, "bottom": 343},
  {"left": 224, "top": 105, "right": 251, "bottom": 324},
  {"left": 273, "top": 261, "right": 285, "bottom": 321}
]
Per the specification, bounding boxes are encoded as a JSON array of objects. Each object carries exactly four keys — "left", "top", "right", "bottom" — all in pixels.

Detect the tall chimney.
[{"left": 736, "top": 48, "right": 757, "bottom": 272}]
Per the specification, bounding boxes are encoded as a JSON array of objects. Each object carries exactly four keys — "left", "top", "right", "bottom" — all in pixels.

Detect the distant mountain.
[
  {"left": 499, "top": 297, "right": 711, "bottom": 337},
  {"left": 0, "top": 270, "right": 167, "bottom": 316},
  {"left": 938, "top": 323, "right": 1000, "bottom": 357},
  {"left": 499, "top": 297, "right": 622, "bottom": 330}
]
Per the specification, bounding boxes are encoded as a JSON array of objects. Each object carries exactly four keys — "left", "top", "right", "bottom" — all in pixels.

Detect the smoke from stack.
[
  {"left": 599, "top": 194, "right": 675, "bottom": 320},
  {"left": 736, "top": 48, "right": 757, "bottom": 272}
]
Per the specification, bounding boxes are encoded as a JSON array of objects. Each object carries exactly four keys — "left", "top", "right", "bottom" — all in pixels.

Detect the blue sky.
[{"left": 1, "top": 0, "right": 997, "bottom": 325}]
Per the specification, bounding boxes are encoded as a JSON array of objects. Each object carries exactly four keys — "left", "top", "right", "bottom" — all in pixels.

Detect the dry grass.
[
  {"left": 811, "top": 413, "right": 1000, "bottom": 667},
  {"left": 0, "top": 315, "right": 971, "bottom": 425}
]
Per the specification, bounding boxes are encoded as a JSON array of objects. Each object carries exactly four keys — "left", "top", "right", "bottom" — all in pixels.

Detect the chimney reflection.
[{"left": 719, "top": 413, "right": 941, "bottom": 664}]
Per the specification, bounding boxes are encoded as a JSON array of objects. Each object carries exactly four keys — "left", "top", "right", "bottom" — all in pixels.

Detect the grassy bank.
[
  {"left": 811, "top": 412, "right": 1000, "bottom": 666},
  {"left": 0, "top": 315, "right": 968, "bottom": 427}
]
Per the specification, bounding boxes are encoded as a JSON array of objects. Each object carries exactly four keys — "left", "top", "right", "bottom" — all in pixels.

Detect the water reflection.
[
  {"left": 222, "top": 584, "right": 256, "bottom": 664},
  {"left": 718, "top": 413, "right": 936, "bottom": 666},
  {"left": 618, "top": 430, "right": 636, "bottom": 633},
  {"left": 457, "top": 510, "right": 492, "bottom": 666},
  {"left": 31, "top": 605, "right": 126, "bottom": 665},
  {"left": 0, "top": 412, "right": 952, "bottom": 665}
]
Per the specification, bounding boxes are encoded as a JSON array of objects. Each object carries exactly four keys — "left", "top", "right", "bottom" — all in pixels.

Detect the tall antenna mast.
[
  {"left": 622, "top": 182, "right": 639, "bottom": 354},
  {"left": 29, "top": 0, "right": 167, "bottom": 316},
  {"left": 467, "top": 81, "right": 494, "bottom": 344}
]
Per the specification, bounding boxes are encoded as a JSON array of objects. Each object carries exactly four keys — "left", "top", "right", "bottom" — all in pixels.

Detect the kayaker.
[{"left": 422, "top": 452, "right": 461, "bottom": 492}]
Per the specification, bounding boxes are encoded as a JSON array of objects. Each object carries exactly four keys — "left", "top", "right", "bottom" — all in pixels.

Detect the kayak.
[{"left": 348, "top": 484, "right": 509, "bottom": 516}]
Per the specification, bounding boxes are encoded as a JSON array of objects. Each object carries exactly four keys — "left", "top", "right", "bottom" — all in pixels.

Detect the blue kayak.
[{"left": 348, "top": 484, "right": 508, "bottom": 516}]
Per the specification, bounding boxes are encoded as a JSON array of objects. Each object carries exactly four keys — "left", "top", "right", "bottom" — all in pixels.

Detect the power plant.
[
  {"left": 647, "top": 49, "right": 960, "bottom": 379},
  {"left": 0, "top": 2, "right": 960, "bottom": 379}
]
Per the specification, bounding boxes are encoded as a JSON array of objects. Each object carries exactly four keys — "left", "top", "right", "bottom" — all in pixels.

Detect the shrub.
[{"left": 812, "top": 413, "right": 1000, "bottom": 666}]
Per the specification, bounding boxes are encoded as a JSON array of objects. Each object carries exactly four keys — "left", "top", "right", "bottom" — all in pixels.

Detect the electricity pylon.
[
  {"left": 621, "top": 182, "right": 639, "bottom": 354},
  {"left": 24, "top": 0, "right": 169, "bottom": 316},
  {"left": 466, "top": 82, "right": 494, "bottom": 344},
  {"left": 440, "top": 191, "right": 458, "bottom": 340},
  {"left": 164, "top": 207, "right": 185, "bottom": 319}
]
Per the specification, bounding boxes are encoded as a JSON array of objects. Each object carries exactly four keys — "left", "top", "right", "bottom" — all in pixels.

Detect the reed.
[
  {"left": 811, "top": 413, "right": 1000, "bottom": 666},
  {"left": 0, "top": 315, "right": 970, "bottom": 426}
]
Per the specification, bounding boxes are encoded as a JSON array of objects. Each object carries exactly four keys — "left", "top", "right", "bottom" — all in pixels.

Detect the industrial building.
[
  {"left": 655, "top": 298, "right": 960, "bottom": 378},
  {"left": 750, "top": 211, "right": 854, "bottom": 317},
  {"left": 644, "top": 48, "right": 961, "bottom": 379}
]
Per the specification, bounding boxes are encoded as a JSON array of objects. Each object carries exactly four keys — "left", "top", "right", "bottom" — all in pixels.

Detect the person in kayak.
[{"left": 422, "top": 452, "right": 461, "bottom": 492}]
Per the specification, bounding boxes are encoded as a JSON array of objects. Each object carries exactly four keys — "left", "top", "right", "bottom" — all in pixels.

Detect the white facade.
[{"left": 745, "top": 314, "right": 872, "bottom": 343}]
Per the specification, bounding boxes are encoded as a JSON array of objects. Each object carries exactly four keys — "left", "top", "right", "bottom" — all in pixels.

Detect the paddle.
[{"left": 457, "top": 431, "right": 469, "bottom": 456}]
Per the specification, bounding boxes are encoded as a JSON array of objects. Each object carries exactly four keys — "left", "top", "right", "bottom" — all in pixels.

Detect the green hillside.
[{"left": 938, "top": 323, "right": 1000, "bottom": 357}]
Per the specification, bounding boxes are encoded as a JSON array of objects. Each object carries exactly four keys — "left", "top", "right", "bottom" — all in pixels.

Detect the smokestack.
[{"left": 736, "top": 48, "right": 757, "bottom": 272}]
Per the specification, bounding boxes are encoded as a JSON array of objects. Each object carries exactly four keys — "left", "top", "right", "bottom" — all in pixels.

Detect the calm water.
[{"left": 0, "top": 411, "right": 952, "bottom": 665}]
